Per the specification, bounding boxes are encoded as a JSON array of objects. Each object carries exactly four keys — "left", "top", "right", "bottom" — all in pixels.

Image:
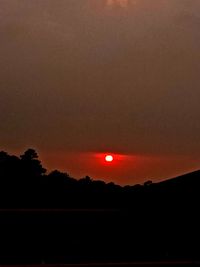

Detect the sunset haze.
[{"left": 1, "top": 0, "right": 200, "bottom": 184}]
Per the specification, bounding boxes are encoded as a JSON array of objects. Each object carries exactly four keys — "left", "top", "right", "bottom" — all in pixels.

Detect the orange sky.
[
  {"left": 22, "top": 150, "right": 200, "bottom": 185},
  {"left": 1, "top": 0, "right": 200, "bottom": 185}
]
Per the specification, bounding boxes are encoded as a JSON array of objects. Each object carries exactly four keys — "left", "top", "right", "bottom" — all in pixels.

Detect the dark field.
[
  {"left": 0, "top": 162, "right": 199, "bottom": 265},
  {"left": 0, "top": 209, "right": 199, "bottom": 265},
  {"left": 0, "top": 262, "right": 200, "bottom": 267}
]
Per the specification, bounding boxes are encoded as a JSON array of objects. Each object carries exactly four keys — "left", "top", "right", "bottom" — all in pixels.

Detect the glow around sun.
[{"left": 105, "top": 155, "right": 114, "bottom": 162}]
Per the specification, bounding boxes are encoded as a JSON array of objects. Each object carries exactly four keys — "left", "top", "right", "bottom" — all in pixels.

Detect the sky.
[{"left": 1, "top": 0, "right": 200, "bottom": 185}]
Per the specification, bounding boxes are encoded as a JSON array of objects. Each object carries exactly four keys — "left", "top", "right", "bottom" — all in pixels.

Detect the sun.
[{"left": 105, "top": 155, "right": 114, "bottom": 162}]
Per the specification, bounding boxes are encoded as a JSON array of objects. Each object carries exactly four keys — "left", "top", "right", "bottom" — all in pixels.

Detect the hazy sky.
[{"left": 1, "top": 0, "right": 200, "bottom": 184}]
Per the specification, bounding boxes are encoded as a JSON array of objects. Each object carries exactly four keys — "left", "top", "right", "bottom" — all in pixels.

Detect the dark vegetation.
[{"left": 0, "top": 149, "right": 199, "bottom": 264}]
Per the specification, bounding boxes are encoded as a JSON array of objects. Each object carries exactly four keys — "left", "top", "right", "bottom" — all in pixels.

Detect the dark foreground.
[
  {"left": 0, "top": 209, "right": 199, "bottom": 264},
  {"left": 0, "top": 262, "right": 200, "bottom": 267},
  {"left": 0, "top": 150, "right": 200, "bottom": 264}
]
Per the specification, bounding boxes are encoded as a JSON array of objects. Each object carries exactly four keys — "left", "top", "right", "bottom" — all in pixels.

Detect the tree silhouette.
[
  {"left": 20, "top": 148, "right": 38, "bottom": 161},
  {"left": 144, "top": 180, "right": 153, "bottom": 186},
  {"left": 79, "top": 176, "right": 93, "bottom": 186},
  {"left": 0, "top": 151, "right": 20, "bottom": 180},
  {"left": 0, "top": 151, "right": 9, "bottom": 162},
  {"left": 20, "top": 148, "right": 46, "bottom": 177},
  {"left": 0, "top": 148, "right": 199, "bottom": 264}
]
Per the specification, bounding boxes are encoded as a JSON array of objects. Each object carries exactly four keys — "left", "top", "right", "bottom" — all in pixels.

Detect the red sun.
[{"left": 105, "top": 155, "right": 113, "bottom": 162}]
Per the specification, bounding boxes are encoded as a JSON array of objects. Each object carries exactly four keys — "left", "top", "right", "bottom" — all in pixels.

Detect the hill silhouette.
[{"left": 0, "top": 149, "right": 199, "bottom": 264}]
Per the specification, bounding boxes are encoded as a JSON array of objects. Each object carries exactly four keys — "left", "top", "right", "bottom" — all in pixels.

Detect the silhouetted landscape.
[
  {"left": 0, "top": 149, "right": 199, "bottom": 265},
  {"left": 2, "top": 0, "right": 200, "bottom": 265}
]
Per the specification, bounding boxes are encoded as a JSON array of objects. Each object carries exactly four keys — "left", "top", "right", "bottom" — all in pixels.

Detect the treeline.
[
  {"left": 1, "top": 148, "right": 200, "bottom": 209},
  {"left": 1, "top": 148, "right": 200, "bottom": 210},
  {"left": 0, "top": 149, "right": 200, "bottom": 263},
  {"left": 0, "top": 148, "right": 146, "bottom": 208}
]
